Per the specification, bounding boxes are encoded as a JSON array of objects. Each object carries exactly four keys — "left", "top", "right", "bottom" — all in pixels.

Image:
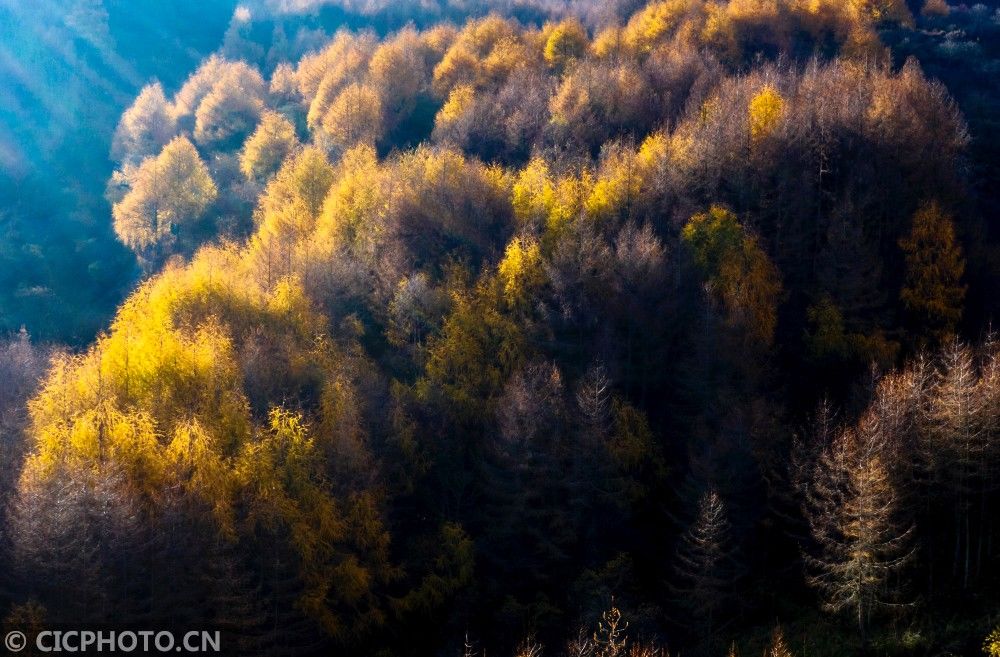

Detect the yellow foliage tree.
[
  {"left": 431, "top": 15, "right": 527, "bottom": 96},
  {"left": 497, "top": 237, "right": 545, "bottom": 308},
  {"left": 369, "top": 27, "right": 433, "bottom": 130},
  {"left": 255, "top": 145, "right": 335, "bottom": 243},
  {"left": 319, "top": 83, "right": 384, "bottom": 154},
  {"left": 300, "top": 31, "right": 378, "bottom": 130},
  {"left": 314, "top": 144, "right": 382, "bottom": 251},
  {"left": 193, "top": 61, "right": 266, "bottom": 148},
  {"left": 682, "top": 205, "right": 783, "bottom": 344},
  {"left": 622, "top": 0, "right": 694, "bottom": 54},
  {"left": 112, "top": 136, "right": 217, "bottom": 256},
  {"left": 431, "top": 84, "right": 477, "bottom": 144},
  {"left": 240, "top": 110, "right": 299, "bottom": 182},
  {"left": 899, "top": 201, "right": 966, "bottom": 343},
  {"left": 111, "top": 82, "right": 176, "bottom": 165},
  {"left": 543, "top": 19, "right": 588, "bottom": 70},
  {"left": 749, "top": 84, "right": 784, "bottom": 142}
]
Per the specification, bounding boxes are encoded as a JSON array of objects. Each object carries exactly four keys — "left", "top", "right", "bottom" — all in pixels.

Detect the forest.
[{"left": 1, "top": 0, "right": 1000, "bottom": 655}]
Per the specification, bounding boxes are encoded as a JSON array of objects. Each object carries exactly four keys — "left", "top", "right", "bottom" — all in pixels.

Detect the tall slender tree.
[
  {"left": 803, "top": 413, "right": 913, "bottom": 641},
  {"left": 672, "top": 489, "right": 738, "bottom": 637}
]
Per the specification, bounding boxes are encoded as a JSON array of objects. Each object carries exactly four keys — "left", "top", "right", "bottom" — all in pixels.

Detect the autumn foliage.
[{"left": 4, "top": 1, "right": 997, "bottom": 656}]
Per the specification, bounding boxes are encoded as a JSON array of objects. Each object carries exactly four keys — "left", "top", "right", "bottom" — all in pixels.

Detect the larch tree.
[
  {"left": 368, "top": 27, "right": 432, "bottom": 134},
  {"left": 240, "top": 110, "right": 300, "bottom": 182},
  {"left": 192, "top": 61, "right": 266, "bottom": 149},
  {"left": 748, "top": 84, "right": 784, "bottom": 144},
  {"left": 672, "top": 489, "right": 738, "bottom": 636},
  {"left": 765, "top": 626, "right": 794, "bottom": 657},
  {"left": 318, "top": 83, "right": 384, "bottom": 154},
  {"left": 544, "top": 19, "right": 589, "bottom": 71},
  {"left": 899, "top": 201, "right": 966, "bottom": 345},
  {"left": 577, "top": 362, "right": 613, "bottom": 441},
  {"left": 803, "top": 413, "right": 913, "bottom": 641},
  {"left": 111, "top": 136, "right": 217, "bottom": 261},
  {"left": 682, "top": 205, "right": 783, "bottom": 346},
  {"left": 925, "top": 339, "right": 988, "bottom": 587},
  {"left": 111, "top": 82, "right": 176, "bottom": 166}
]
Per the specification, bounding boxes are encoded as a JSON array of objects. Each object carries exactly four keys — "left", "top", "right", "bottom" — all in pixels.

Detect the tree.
[
  {"left": 369, "top": 27, "right": 434, "bottom": 134},
  {"left": 899, "top": 201, "right": 966, "bottom": 345},
  {"left": 111, "top": 136, "right": 217, "bottom": 260},
  {"left": 803, "top": 414, "right": 913, "bottom": 641},
  {"left": 301, "top": 31, "right": 378, "bottom": 131},
  {"left": 672, "top": 489, "right": 738, "bottom": 636},
  {"left": 593, "top": 604, "right": 628, "bottom": 657},
  {"left": 111, "top": 82, "right": 176, "bottom": 165},
  {"left": 621, "top": 1, "right": 689, "bottom": 55},
  {"left": 432, "top": 84, "right": 478, "bottom": 147},
  {"left": 7, "top": 464, "right": 147, "bottom": 624},
  {"left": 925, "top": 339, "right": 988, "bottom": 588},
  {"left": 765, "top": 626, "right": 794, "bottom": 657},
  {"left": 748, "top": 85, "right": 784, "bottom": 143},
  {"left": 986, "top": 626, "right": 1000, "bottom": 657},
  {"left": 548, "top": 62, "right": 650, "bottom": 152},
  {"left": 193, "top": 62, "right": 266, "bottom": 149},
  {"left": 240, "top": 111, "right": 299, "bottom": 182},
  {"left": 318, "top": 83, "right": 383, "bottom": 154},
  {"left": 577, "top": 362, "right": 612, "bottom": 441},
  {"left": 682, "top": 206, "right": 782, "bottom": 345},
  {"left": 254, "top": 145, "right": 334, "bottom": 240},
  {"left": 172, "top": 56, "right": 238, "bottom": 130},
  {"left": 544, "top": 19, "right": 588, "bottom": 71}
]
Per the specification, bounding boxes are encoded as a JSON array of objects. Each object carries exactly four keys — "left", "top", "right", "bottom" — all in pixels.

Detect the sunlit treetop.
[
  {"left": 111, "top": 136, "right": 217, "bottom": 254},
  {"left": 240, "top": 110, "right": 300, "bottom": 182},
  {"left": 682, "top": 205, "right": 782, "bottom": 344},
  {"left": 748, "top": 84, "right": 784, "bottom": 142},
  {"left": 111, "top": 82, "right": 176, "bottom": 166},
  {"left": 193, "top": 61, "right": 266, "bottom": 148},
  {"left": 543, "top": 18, "right": 589, "bottom": 70}
]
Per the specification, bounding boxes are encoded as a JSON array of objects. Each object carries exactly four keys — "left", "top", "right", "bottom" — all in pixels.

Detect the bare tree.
[
  {"left": 577, "top": 362, "right": 612, "bottom": 440},
  {"left": 514, "top": 636, "right": 543, "bottom": 657},
  {"left": 593, "top": 604, "right": 628, "bottom": 657},
  {"left": 803, "top": 413, "right": 913, "bottom": 641},
  {"left": 672, "top": 489, "right": 738, "bottom": 636},
  {"left": 764, "top": 626, "right": 793, "bottom": 657},
  {"left": 567, "top": 627, "right": 595, "bottom": 657},
  {"left": 925, "top": 339, "right": 988, "bottom": 587}
]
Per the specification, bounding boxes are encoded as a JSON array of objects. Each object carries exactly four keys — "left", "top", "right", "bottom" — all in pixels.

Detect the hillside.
[{"left": 1, "top": 1, "right": 1000, "bottom": 655}]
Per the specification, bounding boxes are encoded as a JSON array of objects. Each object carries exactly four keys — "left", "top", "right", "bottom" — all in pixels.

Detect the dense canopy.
[{"left": 2, "top": 1, "right": 1000, "bottom": 656}]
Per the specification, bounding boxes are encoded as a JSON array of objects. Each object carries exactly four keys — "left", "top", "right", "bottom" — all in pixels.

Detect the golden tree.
[
  {"left": 682, "top": 206, "right": 783, "bottom": 345},
  {"left": 239, "top": 110, "right": 299, "bottom": 182},
  {"left": 319, "top": 83, "right": 384, "bottom": 154},
  {"left": 899, "top": 201, "right": 966, "bottom": 344},
  {"left": 112, "top": 136, "right": 217, "bottom": 259},
  {"left": 544, "top": 19, "right": 588, "bottom": 70}
]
